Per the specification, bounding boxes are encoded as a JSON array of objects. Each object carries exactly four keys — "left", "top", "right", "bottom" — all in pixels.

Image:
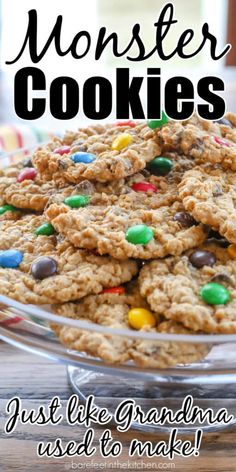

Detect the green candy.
[
  {"left": 200, "top": 282, "right": 231, "bottom": 305},
  {"left": 64, "top": 195, "right": 90, "bottom": 208},
  {"left": 35, "top": 223, "right": 55, "bottom": 236},
  {"left": 0, "top": 204, "right": 18, "bottom": 215},
  {"left": 125, "top": 224, "right": 154, "bottom": 245},
  {"left": 147, "top": 112, "right": 169, "bottom": 129},
  {"left": 148, "top": 157, "right": 173, "bottom": 176}
]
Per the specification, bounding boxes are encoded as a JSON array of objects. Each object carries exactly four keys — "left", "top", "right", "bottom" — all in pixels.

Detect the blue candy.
[
  {"left": 0, "top": 249, "right": 23, "bottom": 268},
  {"left": 70, "top": 152, "right": 95, "bottom": 164}
]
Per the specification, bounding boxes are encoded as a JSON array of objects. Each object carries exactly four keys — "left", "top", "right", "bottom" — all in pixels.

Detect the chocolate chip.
[
  {"left": 206, "top": 237, "right": 229, "bottom": 248},
  {"left": 31, "top": 257, "right": 57, "bottom": 280},
  {"left": 76, "top": 180, "right": 95, "bottom": 195},
  {"left": 173, "top": 212, "right": 197, "bottom": 228},
  {"left": 210, "top": 273, "right": 234, "bottom": 286},
  {"left": 214, "top": 118, "right": 233, "bottom": 127},
  {"left": 141, "top": 169, "right": 151, "bottom": 177},
  {"left": 189, "top": 138, "right": 204, "bottom": 151},
  {"left": 58, "top": 160, "right": 68, "bottom": 170},
  {"left": 23, "top": 157, "right": 33, "bottom": 168},
  {"left": 189, "top": 250, "right": 216, "bottom": 268},
  {"left": 213, "top": 184, "right": 223, "bottom": 197},
  {"left": 71, "top": 141, "right": 87, "bottom": 153},
  {"left": 208, "top": 229, "right": 222, "bottom": 240}
]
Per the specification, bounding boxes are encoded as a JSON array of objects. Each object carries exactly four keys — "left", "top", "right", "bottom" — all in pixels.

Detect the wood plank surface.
[{"left": 0, "top": 342, "right": 236, "bottom": 471}]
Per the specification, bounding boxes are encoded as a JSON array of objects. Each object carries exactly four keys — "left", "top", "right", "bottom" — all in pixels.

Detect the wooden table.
[{"left": 0, "top": 342, "right": 236, "bottom": 472}]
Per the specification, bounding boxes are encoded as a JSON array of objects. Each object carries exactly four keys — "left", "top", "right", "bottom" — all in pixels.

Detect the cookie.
[
  {"left": 0, "top": 161, "right": 133, "bottom": 213},
  {"left": 0, "top": 162, "right": 28, "bottom": 219},
  {"left": 1, "top": 144, "right": 197, "bottom": 213},
  {"left": 46, "top": 195, "right": 208, "bottom": 260},
  {"left": 130, "top": 320, "right": 208, "bottom": 368},
  {"left": 157, "top": 114, "right": 236, "bottom": 170},
  {"left": 178, "top": 165, "right": 236, "bottom": 244},
  {"left": 139, "top": 241, "right": 236, "bottom": 334},
  {"left": 0, "top": 215, "right": 137, "bottom": 304},
  {"left": 52, "top": 283, "right": 207, "bottom": 367},
  {"left": 52, "top": 282, "right": 148, "bottom": 364},
  {"left": 188, "top": 112, "right": 236, "bottom": 143},
  {"left": 0, "top": 159, "right": 77, "bottom": 213},
  {"left": 32, "top": 123, "right": 160, "bottom": 184}
]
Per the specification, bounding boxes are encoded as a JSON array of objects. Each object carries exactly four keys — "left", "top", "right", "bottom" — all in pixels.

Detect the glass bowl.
[{"left": 1, "top": 146, "right": 236, "bottom": 434}]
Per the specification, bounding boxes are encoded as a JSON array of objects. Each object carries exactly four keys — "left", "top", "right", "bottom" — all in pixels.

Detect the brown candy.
[
  {"left": 31, "top": 257, "right": 58, "bottom": 280},
  {"left": 76, "top": 180, "right": 95, "bottom": 195},
  {"left": 210, "top": 273, "right": 234, "bottom": 286},
  {"left": 23, "top": 157, "right": 33, "bottom": 168},
  {"left": 208, "top": 229, "right": 223, "bottom": 240},
  {"left": 173, "top": 212, "right": 197, "bottom": 228},
  {"left": 189, "top": 250, "right": 216, "bottom": 268}
]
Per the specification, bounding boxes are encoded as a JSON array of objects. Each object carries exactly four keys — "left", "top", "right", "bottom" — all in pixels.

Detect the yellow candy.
[
  {"left": 228, "top": 245, "right": 236, "bottom": 259},
  {"left": 112, "top": 133, "right": 133, "bottom": 151},
  {"left": 128, "top": 308, "right": 156, "bottom": 330}
]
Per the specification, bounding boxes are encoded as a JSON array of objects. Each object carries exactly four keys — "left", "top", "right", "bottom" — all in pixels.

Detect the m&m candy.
[
  {"left": 54, "top": 146, "right": 71, "bottom": 155},
  {"left": 35, "top": 223, "right": 55, "bottom": 236},
  {"left": 189, "top": 250, "right": 216, "bottom": 268},
  {"left": 125, "top": 225, "right": 154, "bottom": 245},
  {"left": 64, "top": 195, "right": 90, "bottom": 208},
  {"left": 131, "top": 182, "right": 157, "bottom": 193},
  {"left": 148, "top": 157, "right": 173, "bottom": 176},
  {"left": 214, "top": 136, "right": 231, "bottom": 147},
  {"left": 128, "top": 308, "right": 156, "bottom": 330},
  {"left": 70, "top": 152, "right": 95, "bottom": 164},
  {"left": 17, "top": 168, "right": 37, "bottom": 183},
  {"left": 102, "top": 286, "right": 125, "bottom": 295},
  {"left": 200, "top": 282, "right": 231, "bottom": 305},
  {"left": 116, "top": 120, "right": 136, "bottom": 127},
  {"left": 31, "top": 257, "right": 58, "bottom": 280},
  {"left": 112, "top": 133, "right": 133, "bottom": 151},
  {"left": 0, "top": 249, "right": 23, "bottom": 268},
  {"left": 147, "top": 112, "right": 168, "bottom": 129},
  {"left": 0, "top": 205, "right": 18, "bottom": 215}
]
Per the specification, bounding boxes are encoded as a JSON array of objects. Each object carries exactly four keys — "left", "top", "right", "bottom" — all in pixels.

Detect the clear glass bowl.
[{"left": 1, "top": 146, "right": 236, "bottom": 434}]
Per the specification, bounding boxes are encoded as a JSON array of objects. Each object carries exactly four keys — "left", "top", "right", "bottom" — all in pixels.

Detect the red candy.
[
  {"left": 116, "top": 120, "right": 136, "bottom": 128},
  {"left": 102, "top": 286, "right": 125, "bottom": 295},
  {"left": 0, "top": 316, "right": 22, "bottom": 326},
  {"left": 54, "top": 146, "right": 71, "bottom": 155},
  {"left": 214, "top": 136, "right": 231, "bottom": 147},
  {"left": 17, "top": 168, "right": 37, "bottom": 183},
  {"left": 131, "top": 181, "right": 157, "bottom": 193}
]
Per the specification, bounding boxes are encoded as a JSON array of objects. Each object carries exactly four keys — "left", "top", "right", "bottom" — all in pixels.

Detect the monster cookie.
[
  {"left": 178, "top": 165, "right": 236, "bottom": 244},
  {"left": 0, "top": 160, "right": 78, "bottom": 212},
  {"left": 32, "top": 122, "right": 160, "bottom": 184},
  {"left": 130, "top": 320, "right": 208, "bottom": 368},
  {"left": 0, "top": 149, "right": 194, "bottom": 215},
  {"left": 0, "top": 203, "right": 22, "bottom": 222},
  {"left": 46, "top": 196, "right": 208, "bottom": 260},
  {"left": 52, "top": 284, "right": 207, "bottom": 367},
  {"left": 139, "top": 242, "right": 236, "bottom": 334},
  {"left": 186, "top": 112, "right": 236, "bottom": 143},
  {"left": 52, "top": 282, "right": 149, "bottom": 364},
  {"left": 157, "top": 113, "right": 236, "bottom": 170},
  {"left": 0, "top": 215, "right": 138, "bottom": 304},
  {"left": 0, "top": 162, "right": 30, "bottom": 219}
]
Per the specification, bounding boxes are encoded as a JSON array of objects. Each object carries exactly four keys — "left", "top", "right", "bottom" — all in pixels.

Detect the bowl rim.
[{"left": 1, "top": 293, "right": 236, "bottom": 344}]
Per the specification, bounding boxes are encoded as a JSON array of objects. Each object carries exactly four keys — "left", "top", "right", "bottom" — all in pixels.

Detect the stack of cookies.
[{"left": 0, "top": 114, "right": 236, "bottom": 368}]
